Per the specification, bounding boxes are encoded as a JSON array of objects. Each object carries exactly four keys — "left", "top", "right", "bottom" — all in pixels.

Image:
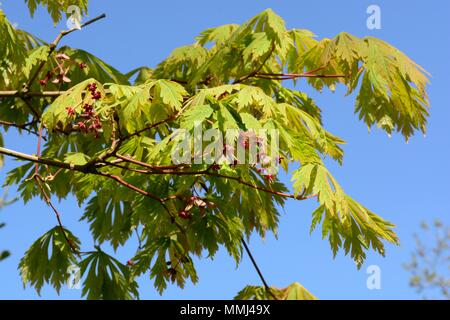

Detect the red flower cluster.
[
  {"left": 65, "top": 106, "right": 75, "bottom": 117},
  {"left": 77, "top": 102, "right": 102, "bottom": 137},
  {"left": 87, "top": 83, "right": 102, "bottom": 100},
  {"left": 64, "top": 83, "right": 103, "bottom": 138}
]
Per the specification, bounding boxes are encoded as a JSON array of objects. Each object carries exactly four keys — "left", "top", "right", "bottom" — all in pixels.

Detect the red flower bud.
[
  {"left": 83, "top": 103, "right": 93, "bottom": 112},
  {"left": 77, "top": 121, "right": 87, "bottom": 132},
  {"left": 178, "top": 211, "right": 190, "bottom": 220},
  {"left": 87, "top": 83, "right": 97, "bottom": 92},
  {"left": 66, "top": 106, "right": 75, "bottom": 116},
  {"left": 91, "top": 91, "right": 101, "bottom": 100}
]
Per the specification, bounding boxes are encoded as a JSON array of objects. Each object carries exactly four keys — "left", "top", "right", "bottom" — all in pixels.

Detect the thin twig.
[
  {"left": 0, "top": 119, "right": 43, "bottom": 138},
  {"left": 95, "top": 171, "right": 186, "bottom": 234},
  {"left": 233, "top": 43, "right": 276, "bottom": 84},
  {"left": 31, "top": 125, "right": 80, "bottom": 254},
  {"left": 19, "top": 96, "right": 41, "bottom": 119},
  {"left": 241, "top": 237, "right": 278, "bottom": 300},
  {"left": 96, "top": 171, "right": 162, "bottom": 202},
  {"left": 121, "top": 93, "right": 194, "bottom": 141},
  {"left": 206, "top": 171, "right": 316, "bottom": 200},
  {"left": 34, "top": 176, "right": 80, "bottom": 255},
  {"left": 115, "top": 153, "right": 184, "bottom": 170},
  {"left": 34, "top": 125, "right": 43, "bottom": 175},
  {"left": 255, "top": 72, "right": 346, "bottom": 80}
]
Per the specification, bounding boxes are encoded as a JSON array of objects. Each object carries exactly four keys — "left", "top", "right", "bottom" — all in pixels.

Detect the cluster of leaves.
[
  {"left": 235, "top": 282, "right": 317, "bottom": 300},
  {"left": 0, "top": 4, "right": 430, "bottom": 299},
  {"left": 25, "top": 0, "right": 89, "bottom": 24},
  {"left": 19, "top": 226, "right": 80, "bottom": 293},
  {"left": 0, "top": 10, "right": 43, "bottom": 89},
  {"left": 404, "top": 220, "right": 450, "bottom": 299}
]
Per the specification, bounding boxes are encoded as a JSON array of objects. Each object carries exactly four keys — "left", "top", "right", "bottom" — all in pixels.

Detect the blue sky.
[{"left": 0, "top": 0, "right": 449, "bottom": 299}]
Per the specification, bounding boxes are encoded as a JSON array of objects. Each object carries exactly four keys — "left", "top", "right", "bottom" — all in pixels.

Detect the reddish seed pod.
[
  {"left": 127, "top": 260, "right": 134, "bottom": 266},
  {"left": 56, "top": 53, "right": 70, "bottom": 60},
  {"left": 178, "top": 211, "right": 190, "bottom": 220},
  {"left": 77, "top": 121, "right": 87, "bottom": 132},
  {"left": 93, "top": 122, "right": 102, "bottom": 130},
  {"left": 79, "top": 62, "right": 87, "bottom": 69},
  {"left": 83, "top": 103, "right": 93, "bottom": 113},
  {"left": 87, "top": 83, "right": 97, "bottom": 92},
  {"left": 66, "top": 106, "right": 75, "bottom": 116},
  {"left": 91, "top": 91, "right": 101, "bottom": 100},
  {"left": 39, "top": 79, "right": 47, "bottom": 86}
]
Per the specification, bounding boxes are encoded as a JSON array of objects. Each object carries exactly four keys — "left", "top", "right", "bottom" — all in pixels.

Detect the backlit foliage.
[{"left": 0, "top": 2, "right": 430, "bottom": 299}]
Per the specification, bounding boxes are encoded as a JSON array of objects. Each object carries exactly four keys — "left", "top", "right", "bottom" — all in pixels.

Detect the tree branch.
[
  {"left": 255, "top": 72, "right": 346, "bottom": 80},
  {"left": 0, "top": 146, "right": 94, "bottom": 173},
  {"left": 0, "top": 119, "right": 43, "bottom": 138},
  {"left": 206, "top": 171, "right": 316, "bottom": 200},
  {"left": 107, "top": 154, "right": 316, "bottom": 201},
  {"left": 0, "top": 90, "right": 67, "bottom": 98},
  {"left": 0, "top": 146, "right": 316, "bottom": 202}
]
